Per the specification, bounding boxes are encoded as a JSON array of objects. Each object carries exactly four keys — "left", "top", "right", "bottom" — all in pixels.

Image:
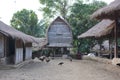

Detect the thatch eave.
[
  {"left": 0, "top": 21, "right": 37, "bottom": 43},
  {"left": 32, "top": 38, "right": 47, "bottom": 51},
  {"left": 47, "top": 43, "right": 72, "bottom": 48},
  {"left": 78, "top": 19, "right": 115, "bottom": 39},
  {"left": 91, "top": 0, "right": 120, "bottom": 20}
]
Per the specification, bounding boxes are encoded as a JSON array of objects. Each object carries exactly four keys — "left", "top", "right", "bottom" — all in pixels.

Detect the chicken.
[
  {"left": 117, "top": 63, "right": 120, "bottom": 66},
  {"left": 68, "top": 56, "right": 72, "bottom": 62},
  {"left": 58, "top": 62, "right": 64, "bottom": 65},
  {"left": 70, "top": 58, "right": 72, "bottom": 62},
  {"left": 39, "top": 56, "right": 46, "bottom": 61},
  {"left": 45, "top": 57, "right": 50, "bottom": 63}
]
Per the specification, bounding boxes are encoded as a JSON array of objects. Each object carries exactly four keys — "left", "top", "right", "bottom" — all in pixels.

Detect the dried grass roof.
[
  {"left": 0, "top": 21, "right": 37, "bottom": 43},
  {"left": 48, "top": 16, "right": 72, "bottom": 29},
  {"left": 78, "top": 20, "right": 115, "bottom": 38},
  {"left": 91, "top": 0, "right": 120, "bottom": 20},
  {"left": 32, "top": 38, "right": 47, "bottom": 51},
  {"left": 46, "top": 16, "right": 72, "bottom": 36}
]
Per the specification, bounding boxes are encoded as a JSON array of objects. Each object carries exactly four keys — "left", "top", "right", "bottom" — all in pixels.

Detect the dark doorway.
[
  {"left": 23, "top": 43, "right": 26, "bottom": 61},
  {"left": 6, "top": 38, "right": 15, "bottom": 64}
]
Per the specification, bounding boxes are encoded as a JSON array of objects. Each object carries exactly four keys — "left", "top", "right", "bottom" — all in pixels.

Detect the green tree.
[
  {"left": 39, "top": 0, "right": 73, "bottom": 19},
  {"left": 10, "top": 9, "right": 46, "bottom": 37},
  {"left": 37, "top": 20, "right": 48, "bottom": 37},
  {"left": 68, "top": 0, "right": 106, "bottom": 53}
]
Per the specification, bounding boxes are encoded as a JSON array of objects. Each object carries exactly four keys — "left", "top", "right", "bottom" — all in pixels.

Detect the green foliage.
[
  {"left": 39, "top": 0, "right": 72, "bottom": 19},
  {"left": 37, "top": 20, "right": 48, "bottom": 37},
  {"left": 10, "top": 9, "right": 47, "bottom": 37},
  {"left": 68, "top": 0, "right": 107, "bottom": 53}
]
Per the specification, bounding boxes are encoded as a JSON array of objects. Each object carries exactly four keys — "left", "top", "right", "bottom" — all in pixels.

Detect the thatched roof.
[
  {"left": 32, "top": 38, "right": 47, "bottom": 51},
  {"left": 46, "top": 16, "right": 72, "bottom": 36},
  {"left": 78, "top": 20, "right": 115, "bottom": 38},
  {"left": 91, "top": 0, "right": 120, "bottom": 20},
  {"left": 0, "top": 21, "right": 37, "bottom": 43}
]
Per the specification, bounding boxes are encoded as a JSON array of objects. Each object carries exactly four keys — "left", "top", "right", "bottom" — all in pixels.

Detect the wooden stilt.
[
  {"left": 114, "top": 19, "right": 118, "bottom": 58},
  {"left": 109, "top": 38, "right": 112, "bottom": 59},
  {"left": 98, "top": 39, "right": 102, "bottom": 57}
]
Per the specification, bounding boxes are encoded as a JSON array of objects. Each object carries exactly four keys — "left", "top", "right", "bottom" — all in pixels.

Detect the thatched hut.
[
  {"left": 0, "top": 21, "right": 37, "bottom": 64},
  {"left": 78, "top": 20, "right": 115, "bottom": 58},
  {"left": 47, "top": 16, "right": 73, "bottom": 56},
  {"left": 91, "top": 0, "right": 120, "bottom": 58}
]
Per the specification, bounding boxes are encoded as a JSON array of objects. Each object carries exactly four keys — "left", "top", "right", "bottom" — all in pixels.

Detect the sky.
[{"left": 0, "top": 0, "right": 114, "bottom": 25}]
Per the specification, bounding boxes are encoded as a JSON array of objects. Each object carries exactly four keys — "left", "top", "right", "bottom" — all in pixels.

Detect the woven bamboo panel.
[{"left": 48, "top": 18, "right": 72, "bottom": 47}]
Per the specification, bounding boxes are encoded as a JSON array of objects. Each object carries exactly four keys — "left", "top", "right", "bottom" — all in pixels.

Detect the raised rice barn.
[{"left": 47, "top": 16, "right": 73, "bottom": 56}]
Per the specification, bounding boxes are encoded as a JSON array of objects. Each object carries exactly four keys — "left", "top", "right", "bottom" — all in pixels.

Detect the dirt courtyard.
[{"left": 0, "top": 58, "right": 120, "bottom": 80}]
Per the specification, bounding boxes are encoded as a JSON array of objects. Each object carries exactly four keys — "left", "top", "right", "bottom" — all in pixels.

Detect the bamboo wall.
[
  {"left": 15, "top": 39, "right": 23, "bottom": 64},
  {"left": 25, "top": 47, "right": 32, "bottom": 60},
  {"left": 48, "top": 20, "right": 72, "bottom": 47},
  {"left": 15, "top": 48, "right": 23, "bottom": 64},
  {"left": 25, "top": 43, "right": 32, "bottom": 60}
]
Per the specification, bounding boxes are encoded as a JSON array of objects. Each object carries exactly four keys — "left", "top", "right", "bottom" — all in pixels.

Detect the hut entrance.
[{"left": 7, "top": 38, "right": 15, "bottom": 64}]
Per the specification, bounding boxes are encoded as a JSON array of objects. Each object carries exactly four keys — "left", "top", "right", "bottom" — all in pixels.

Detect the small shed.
[
  {"left": 47, "top": 16, "right": 73, "bottom": 56},
  {"left": 0, "top": 21, "right": 36, "bottom": 65}
]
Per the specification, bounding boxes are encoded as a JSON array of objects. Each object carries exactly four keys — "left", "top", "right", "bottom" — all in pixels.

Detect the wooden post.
[
  {"left": 97, "top": 39, "right": 102, "bottom": 57},
  {"left": 109, "top": 38, "right": 112, "bottom": 59},
  {"left": 53, "top": 48, "right": 55, "bottom": 57},
  {"left": 114, "top": 19, "right": 118, "bottom": 58}
]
